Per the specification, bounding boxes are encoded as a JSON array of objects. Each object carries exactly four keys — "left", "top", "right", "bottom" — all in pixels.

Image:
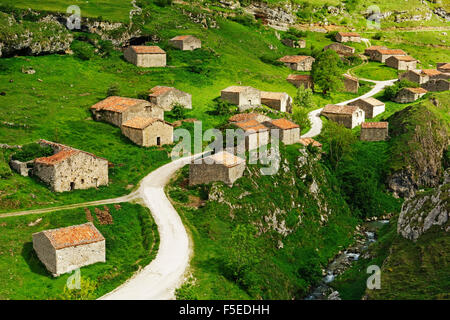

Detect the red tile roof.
[
  {"left": 41, "top": 222, "right": 105, "bottom": 250},
  {"left": 357, "top": 97, "right": 384, "bottom": 106},
  {"left": 269, "top": 118, "right": 299, "bottom": 130},
  {"left": 322, "top": 104, "right": 360, "bottom": 115},
  {"left": 376, "top": 49, "right": 406, "bottom": 55},
  {"left": 233, "top": 120, "right": 268, "bottom": 132},
  {"left": 438, "top": 63, "right": 450, "bottom": 71},
  {"left": 90, "top": 96, "right": 148, "bottom": 113},
  {"left": 35, "top": 149, "right": 79, "bottom": 165},
  {"left": 260, "top": 91, "right": 287, "bottom": 100},
  {"left": 122, "top": 117, "right": 171, "bottom": 129},
  {"left": 299, "top": 138, "right": 322, "bottom": 148},
  {"left": 365, "top": 45, "right": 388, "bottom": 51},
  {"left": 171, "top": 35, "right": 194, "bottom": 41},
  {"left": 229, "top": 113, "right": 260, "bottom": 123},
  {"left": 204, "top": 151, "right": 245, "bottom": 168},
  {"left": 388, "top": 55, "right": 416, "bottom": 62},
  {"left": 405, "top": 87, "right": 428, "bottom": 94},
  {"left": 222, "top": 86, "right": 255, "bottom": 93},
  {"left": 338, "top": 32, "right": 360, "bottom": 37},
  {"left": 287, "top": 74, "right": 312, "bottom": 81},
  {"left": 421, "top": 69, "right": 442, "bottom": 76},
  {"left": 279, "top": 55, "right": 313, "bottom": 63},
  {"left": 361, "top": 122, "right": 388, "bottom": 129},
  {"left": 130, "top": 46, "right": 165, "bottom": 54},
  {"left": 149, "top": 86, "right": 174, "bottom": 97}
]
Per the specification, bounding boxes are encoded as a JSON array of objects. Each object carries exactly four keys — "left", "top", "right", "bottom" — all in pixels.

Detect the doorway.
[
  {"left": 157, "top": 137, "right": 161, "bottom": 146},
  {"left": 70, "top": 182, "right": 75, "bottom": 191}
]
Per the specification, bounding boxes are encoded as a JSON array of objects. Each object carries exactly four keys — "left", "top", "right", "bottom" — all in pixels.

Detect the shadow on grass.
[{"left": 21, "top": 242, "right": 52, "bottom": 278}]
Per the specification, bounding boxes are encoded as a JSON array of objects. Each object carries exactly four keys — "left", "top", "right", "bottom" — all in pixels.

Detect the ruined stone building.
[
  {"left": 278, "top": 55, "right": 315, "bottom": 71},
  {"left": 263, "top": 118, "right": 300, "bottom": 145},
  {"left": 343, "top": 74, "right": 359, "bottom": 93},
  {"left": 437, "top": 63, "right": 450, "bottom": 74},
  {"left": 360, "top": 122, "right": 389, "bottom": 141},
  {"left": 335, "top": 32, "right": 361, "bottom": 43},
  {"left": 189, "top": 151, "right": 246, "bottom": 186},
  {"left": 394, "top": 87, "right": 428, "bottom": 103},
  {"left": 221, "top": 86, "right": 261, "bottom": 111},
  {"left": 281, "top": 38, "right": 306, "bottom": 48},
  {"left": 148, "top": 86, "right": 192, "bottom": 111},
  {"left": 260, "top": 91, "right": 292, "bottom": 113},
  {"left": 233, "top": 120, "right": 269, "bottom": 150},
  {"left": 385, "top": 55, "right": 417, "bottom": 71},
  {"left": 33, "top": 222, "right": 105, "bottom": 276},
  {"left": 324, "top": 43, "right": 355, "bottom": 57},
  {"left": 421, "top": 79, "right": 450, "bottom": 92},
  {"left": 286, "top": 74, "right": 314, "bottom": 89},
  {"left": 90, "top": 96, "right": 164, "bottom": 127},
  {"left": 228, "top": 112, "right": 271, "bottom": 124},
  {"left": 169, "top": 35, "right": 201, "bottom": 51},
  {"left": 33, "top": 140, "right": 109, "bottom": 193},
  {"left": 349, "top": 97, "right": 385, "bottom": 118},
  {"left": 371, "top": 49, "right": 406, "bottom": 63},
  {"left": 321, "top": 105, "right": 365, "bottom": 129},
  {"left": 123, "top": 46, "right": 166, "bottom": 67},
  {"left": 364, "top": 46, "right": 388, "bottom": 60},
  {"left": 121, "top": 117, "right": 174, "bottom": 147}
]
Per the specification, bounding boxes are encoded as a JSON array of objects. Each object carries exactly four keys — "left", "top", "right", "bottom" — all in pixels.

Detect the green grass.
[
  {"left": 0, "top": 202, "right": 159, "bottom": 299},
  {"left": 352, "top": 61, "right": 398, "bottom": 81}
]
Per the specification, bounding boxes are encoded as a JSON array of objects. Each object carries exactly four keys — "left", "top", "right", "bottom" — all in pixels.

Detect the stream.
[{"left": 305, "top": 219, "right": 390, "bottom": 300}]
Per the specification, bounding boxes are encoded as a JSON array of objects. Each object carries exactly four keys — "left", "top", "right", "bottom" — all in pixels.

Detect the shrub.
[
  {"left": 70, "top": 40, "right": 95, "bottom": 61},
  {"left": 12, "top": 143, "right": 53, "bottom": 162},
  {"left": 383, "top": 80, "right": 419, "bottom": 101},
  {"left": 259, "top": 54, "right": 284, "bottom": 67},
  {"left": 169, "top": 189, "right": 189, "bottom": 203},
  {"left": 0, "top": 151, "right": 12, "bottom": 178},
  {"left": 154, "top": 0, "right": 172, "bottom": 7},
  {"left": 286, "top": 27, "right": 307, "bottom": 38},
  {"left": 372, "top": 32, "right": 383, "bottom": 40},
  {"left": 230, "top": 14, "right": 260, "bottom": 28},
  {"left": 106, "top": 84, "right": 120, "bottom": 97},
  {"left": 169, "top": 104, "right": 187, "bottom": 120},
  {"left": 60, "top": 277, "right": 98, "bottom": 300},
  {"left": 212, "top": 99, "right": 236, "bottom": 116}
]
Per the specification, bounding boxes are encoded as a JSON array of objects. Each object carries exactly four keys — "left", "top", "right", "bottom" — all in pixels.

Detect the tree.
[
  {"left": 321, "top": 121, "right": 357, "bottom": 169},
  {"left": 170, "top": 104, "right": 187, "bottom": 119},
  {"left": 292, "top": 86, "right": 314, "bottom": 131},
  {"left": 311, "top": 50, "right": 343, "bottom": 95},
  {"left": 213, "top": 99, "right": 235, "bottom": 116}
]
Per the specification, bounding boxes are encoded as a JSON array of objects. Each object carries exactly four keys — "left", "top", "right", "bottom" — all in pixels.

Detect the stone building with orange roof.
[
  {"left": 123, "top": 45, "right": 166, "bottom": 67},
  {"left": 228, "top": 112, "right": 271, "bottom": 123},
  {"left": 324, "top": 43, "right": 355, "bottom": 57},
  {"left": 335, "top": 32, "right": 361, "bottom": 43},
  {"left": 189, "top": 151, "right": 246, "bottom": 186},
  {"left": 263, "top": 118, "right": 300, "bottom": 145},
  {"left": 33, "top": 222, "right": 106, "bottom": 276},
  {"left": 349, "top": 97, "right": 385, "bottom": 118},
  {"left": 360, "top": 122, "right": 389, "bottom": 141},
  {"left": 394, "top": 87, "right": 428, "bottom": 103},
  {"left": 421, "top": 79, "right": 450, "bottom": 92},
  {"left": 260, "top": 91, "right": 292, "bottom": 113},
  {"left": 343, "top": 74, "right": 359, "bottom": 93},
  {"left": 385, "top": 55, "right": 417, "bottom": 71},
  {"left": 299, "top": 138, "right": 322, "bottom": 148},
  {"left": 364, "top": 46, "right": 388, "bottom": 60},
  {"left": 321, "top": 105, "right": 365, "bottom": 129},
  {"left": 148, "top": 86, "right": 192, "bottom": 111},
  {"left": 371, "top": 49, "right": 406, "bottom": 63},
  {"left": 437, "top": 63, "right": 450, "bottom": 74},
  {"left": 90, "top": 96, "right": 164, "bottom": 127},
  {"left": 278, "top": 55, "right": 315, "bottom": 71},
  {"left": 233, "top": 120, "right": 269, "bottom": 150},
  {"left": 169, "top": 35, "right": 201, "bottom": 51},
  {"left": 220, "top": 86, "right": 261, "bottom": 111},
  {"left": 121, "top": 117, "right": 173, "bottom": 147},
  {"left": 286, "top": 74, "right": 314, "bottom": 89}
]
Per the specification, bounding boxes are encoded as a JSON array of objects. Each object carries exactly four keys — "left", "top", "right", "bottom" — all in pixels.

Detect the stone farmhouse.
[
  {"left": 394, "top": 87, "right": 428, "bottom": 103},
  {"left": 350, "top": 97, "right": 385, "bottom": 119},
  {"left": 335, "top": 32, "right": 361, "bottom": 43},
  {"left": 33, "top": 140, "right": 109, "bottom": 193},
  {"left": 400, "top": 69, "right": 433, "bottom": 84},
  {"left": 221, "top": 86, "right": 261, "bottom": 111},
  {"left": 169, "top": 35, "right": 201, "bottom": 51},
  {"left": 321, "top": 105, "right": 365, "bottom": 129},
  {"left": 372, "top": 49, "right": 406, "bottom": 63},
  {"left": 286, "top": 74, "right": 314, "bottom": 89},
  {"left": 299, "top": 138, "right": 322, "bottom": 148},
  {"left": 121, "top": 117, "right": 173, "bottom": 147},
  {"left": 263, "top": 118, "right": 300, "bottom": 145},
  {"left": 228, "top": 113, "right": 271, "bottom": 124},
  {"left": 281, "top": 38, "right": 306, "bottom": 48},
  {"left": 123, "top": 46, "right": 166, "bottom": 67},
  {"left": 385, "top": 55, "right": 417, "bottom": 71},
  {"left": 233, "top": 120, "right": 269, "bottom": 150},
  {"left": 189, "top": 151, "right": 246, "bottom": 186},
  {"left": 33, "top": 222, "right": 105, "bottom": 277},
  {"left": 360, "top": 122, "right": 389, "bottom": 142},
  {"left": 421, "top": 79, "right": 450, "bottom": 92},
  {"left": 364, "top": 46, "right": 388, "bottom": 60},
  {"left": 343, "top": 74, "right": 359, "bottom": 93},
  {"left": 148, "top": 86, "right": 192, "bottom": 111},
  {"left": 90, "top": 96, "right": 163, "bottom": 127},
  {"left": 278, "top": 55, "right": 315, "bottom": 71},
  {"left": 324, "top": 43, "right": 355, "bottom": 57},
  {"left": 437, "top": 63, "right": 450, "bottom": 73},
  {"left": 260, "top": 91, "right": 293, "bottom": 113}
]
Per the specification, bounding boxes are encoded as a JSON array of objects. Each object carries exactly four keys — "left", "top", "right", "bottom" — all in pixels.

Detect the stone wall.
[
  {"left": 351, "top": 100, "right": 385, "bottom": 118},
  {"left": 92, "top": 103, "right": 163, "bottom": 127},
  {"left": 344, "top": 77, "right": 359, "bottom": 93},
  {"left": 222, "top": 88, "right": 261, "bottom": 110},
  {"left": 124, "top": 48, "right": 166, "bottom": 67},
  {"left": 32, "top": 232, "right": 57, "bottom": 275},
  {"left": 170, "top": 37, "right": 201, "bottom": 51},
  {"left": 421, "top": 79, "right": 450, "bottom": 92},
  {"left": 322, "top": 111, "right": 364, "bottom": 129},
  {"left": 360, "top": 128, "right": 388, "bottom": 141},
  {"left": 394, "top": 91, "right": 422, "bottom": 103},
  {"left": 261, "top": 93, "right": 292, "bottom": 113},
  {"left": 386, "top": 58, "right": 416, "bottom": 70},
  {"left": 150, "top": 89, "right": 192, "bottom": 111},
  {"left": 9, "top": 159, "right": 32, "bottom": 176},
  {"left": 189, "top": 161, "right": 245, "bottom": 186},
  {"left": 279, "top": 127, "right": 300, "bottom": 145},
  {"left": 55, "top": 240, "right": 106, "bottom": 276}
]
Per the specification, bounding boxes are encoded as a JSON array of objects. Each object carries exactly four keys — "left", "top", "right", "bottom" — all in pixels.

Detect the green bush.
[
  {"left": 59, "top": 277, "right": 98, "bottom": 300},
  {"left": 169, "top": 104, "right": 187, "bottom": 120},
  {"left": 372, "top": 32, "right": 383, "bottom": 40},
  {"left": 383, "top": 80, "right": 419, "bottom": 101},
  {"left": 169, "top": 189, "right": 189, "bottom": 203},
  {"left": 212, "top": 99, "right": 236, "bottom": 116},
  {"left": 154, "top": 0, "right": 173, "bottom": 7},
  {"left": 0, "top": 151, "right": 12, "bottom": 178},
  {"left": 106, "top": 84, "right": 120, "bottom": 97},
  {"left": 230, "top": 14, "right": 260, "bottom": 28},
  {"left": 70, "top": 40, "right": 95, "bottom": 61},
  {"left": 12, "top": 143, "right": 53, "bottom": 162},
  {"left": 259, "top": 54, "right": 284, "bottom": 67}
]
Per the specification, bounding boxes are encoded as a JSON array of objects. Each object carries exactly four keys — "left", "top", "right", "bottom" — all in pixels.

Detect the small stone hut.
[
  {"left": 148, "top": 86, "right": 192, "bottom": 111},
  {"left": 260, "top": 91, "right": 293, "bottom": 113},
  {"left": 281, "top": 38, "right": 306, "bottom": 48},
  {"left": 371, "top": 49, "right": 406, "bottom": 63},
  {"left": 385, "top": 55, "right": 417, "bottom": 71},
  {"left": 360, "top": 122, "right": 389, "bottom": 141},
  {"left": 349, "top": 97, "right": 385, "bottom": 119},
  {"left": 321, "top": 105, "right": 365, "bottom": 129},
  {"left": 364, "top": 46, "right": 388, "bottom": 60},
  {"left": 394, "top": 87, "right": 428, "bottom": 103},
  {"left": 343, "top": 74, "right": 359, "bottom": 93},
  {"left": 286, "top": 74, "right": 314, "bottom": 89},
  {"left": 299, "top": 138, "right": 322, "bottom": 148},
  {"left": 335, "top": 32, "right": 361, "bottom": 43},
  {"left": 399, "top": 70, "right": 429, "bottom": 84},
  {"left": 278, "top": 55, "right": 315, "bottom": 71},
  {"left": 169, "top": 35, "right": 201, "bottom": 51},
  {"left": 324, "top": 43, "right": 355, "bottom": 57},
  {"left": 189, "top": 151, "right": 246, "bottom": 186},
  {"left": 33, "top": 222, "right": 105, "bottom": 277},
  {"left": 421, "top": 79, "right": 450, "bottom": 92},
  {"left": 233, "top": 120, "right": 269, "bottom": 150},
  {"left": 90, "top": 96, "right": 164, "bottom": 127},
  {"left": 121, "top": 117, "right": 173, "bottom": 147},
  {"left": 263, "top": 118, "right": 300, "bottom": 145},
  {"left": 221, "top": 86, "right": 261, "bottom": 111},
  {"left": 437, "top": 63, "right": 450, "bottom": 74},
  {"left": 123, "top": 46, "right": 166, "bottom": 67}
]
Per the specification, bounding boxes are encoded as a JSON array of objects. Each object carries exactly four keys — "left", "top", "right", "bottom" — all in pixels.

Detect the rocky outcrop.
[
  {"left": 243, "top": 2, "right": 297, "bottom": 31},
  {"left": 397, "top": 169, "right": 449, "bottom": 241},
  {"left": 434, "top": 7, "right": 450, "bottom": 21}
]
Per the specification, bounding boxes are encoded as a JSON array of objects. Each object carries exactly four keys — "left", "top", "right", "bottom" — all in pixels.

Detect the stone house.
[
  {"left": 148, "top": 86, "right": 192, "bottom": 111},
  {"left": 90, "top": 96, "right": 164, "bottom": 127},
  {"left": 437, "top": 63, "right": 450, "bottom": 74},
  {"left": 385, "top": 55, "right": 417, "bottom": 71},
  {"left": 399, "top": 70, "right": 429, "bottom": 84},
  {"left": 260, "top": 91, "right": 293, "bottom": 113},
  {"left": 278, "top": 55, "right": 315, "bottom": 71},
  {"left": 421, "top": 79, "right": 450, "bottom": 92},
  {"left": 360, "top": 122, "right": 389, "bottom": 141},
  {"left": 335, "top": 32, "right": 361, "bottom": 43},
  {"left": 371, "top": 49, "right": 406, "bottom": 63},
  {"left": 321, "top": 104, "right": 365, "bottom": 129},
  {"left": 299, "top": 138, "right": 322, "bottom": 148},
  {"left": 123, "top": 46, "right": 166, "bottom": 67},
  {"left": 263, "top": 118, "right": 300, "bottom": 145},
  {"left": 228, "top": 113, "right": 271, "bottom": 124},
  {"left": 121, "top": 117, "right": 173, "bottom": 147},
  {"left": 349, "top": 97, "right": 385, "bottom": 119},
  {"left": 169, "top": 35, "right": 201, "bottom": 51},
  {"left": 343, "top": 74, "right": 359, "bottom": 93},
  {"left": 33, "top": 140, "right": 109, "bottom": 193},
  {"left": 286, "top": 74, "right": 314, "bottom": 89},
  {"left": 324, "top": 43, "right": 355, "bottom": 57},
  {"left": 33, "top": 222, "right": 105, "bottom": 277},
  {"left": 394, "top": 87, "right": 428, "bottom": 103},
  {"left": 221, "top": 86, "right": 261, "bottom": 111},
  {"left": 281, "top": 38, "right": 306, "bottom": 48},
  {"left": 233, "top": 120, "right": 269, "bottom": 150},
  {"left": 364, "top": 46, "right": 388, "bottom": 60},
  {"left": 189, "top": 151, "right": 246, "bottom": 186}
]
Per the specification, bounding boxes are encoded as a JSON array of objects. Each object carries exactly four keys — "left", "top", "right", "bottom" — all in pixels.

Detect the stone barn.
[
  {"left": 278, "top": 55, "right": 315, "bottom": 71},
  {"left": 399, "top": 70, "right": 429, "bottom": 84},
  {"left": 263, "top": 118, "right": 300, "bottom": 145},
  {"left": 437, "top": 63, "right": 450, "bottom": 74},
  {"left": 90, "top": 96, "right": 164, "bottom": 127},
  {"left": 281, "top": 38, "right": 306, "bottom": 48},
  {"left": 385, "top": 55, "right": 417, "bottom": 71},
  {"left": 169, "top": 35, "right": 201, "bottom": 51},
  {"left": 364, "top": 46, "right": 388, "bottom": 60},
  {"left": 321, "top": 105, "right": 365, "bottom": 129},
  {"left": 349, "top": 97, "right": 385, "bottom": 118},
  {"left": 123, "top": 46, "right": 166, "bottom": 67},
  {"left": 233, "top": 120, "right": 269, "bottom": 150},
  {"left": 421, "top": 79, "right": 450, "bottom": 92},
  {"left": 148, "top": 86, "right": 192, "bottom": 111},
  {"left": 360, "top": 122, "right": 389, "bottom": 141},
  {"left": 33, "top": 140, "right": 109, "bottom": 193},
  {"left": 260, "top": 91, "right": 292, "bottom": 113},
  {"left": 343, "top": 74, "right": 359, "bottom": 93},
  {"left": 286, "top": 74, "right": 314, "bottom": 89},
  {"left": 372, "top": 49, "right": 406, "bottom": 63},
  {"left": 189, "top": 151, "right": 246, "bottom": 186},
  {"left": 324, "top": 43, "right": 355, "bottom": 57},
  {"left": 335, "top": 32, "right": 361, "bottom": 43},
  {"left": 228, "top": 113, "right": 271, "bottom": 124},
  {"left": 33, "top": 222, "right": 105, "bottom": 277},
  {"left": 121, "top": 117, "right": 173, "bottom": 147},
  {"left": 394, "top": 87, "right": 428, "bottom": 103},
  {"left": 221, "top": 86, "right": 261, "bottom": 111}
]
